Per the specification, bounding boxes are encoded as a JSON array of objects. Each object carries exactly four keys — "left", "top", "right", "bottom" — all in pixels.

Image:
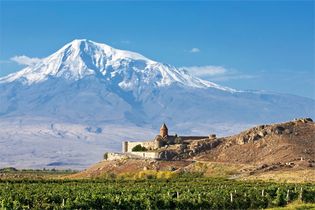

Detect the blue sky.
[{"left": 0, "top": 0, "right": 314, "bottom": 99}]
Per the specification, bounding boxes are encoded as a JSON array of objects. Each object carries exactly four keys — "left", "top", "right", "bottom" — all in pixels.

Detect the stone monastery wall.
[
  {"left": 107, "top": 152, "right": 159, "bottom": 160},
  {"left": 122, "top": 141, "right": 155, "bottom": 152},
  {"left": 129, "top": 152, "right": 159, "bottom": 159}
]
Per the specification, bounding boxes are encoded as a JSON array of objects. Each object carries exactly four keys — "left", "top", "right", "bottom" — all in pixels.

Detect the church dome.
[{"left": 160, "top": 123, "right": 168, "bottom": 137}]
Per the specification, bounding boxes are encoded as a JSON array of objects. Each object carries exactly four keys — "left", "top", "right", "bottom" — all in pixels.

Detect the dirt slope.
[
  {"left": 197, "top": 118, "right": 315, "bottom": 165},
  {"left": 69, "top": 119, "right": 315, "bottom": 181},
  {"left": 68, "top": 159, "right": 192, "bottom": 179}
]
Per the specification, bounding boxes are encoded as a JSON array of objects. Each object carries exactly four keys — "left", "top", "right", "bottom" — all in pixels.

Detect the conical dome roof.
[{"left": 160, "top": 123, "right": 168, "bottom": 130}]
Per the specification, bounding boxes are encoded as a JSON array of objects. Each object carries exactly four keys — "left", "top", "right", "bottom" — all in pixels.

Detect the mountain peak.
[
  {"left": 0, "top": 39, "right": 234, "bottom": 92},
  {"left": 58, "top": 39, "right": 153, "bottom": 63}
]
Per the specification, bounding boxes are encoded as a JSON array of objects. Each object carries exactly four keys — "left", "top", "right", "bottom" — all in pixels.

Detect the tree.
[
  {"left": 132, "top": 144, "right": 148, "bottom": 152},
  {"left": 103, "top": 152, "right": 109, "bottom": 160}
]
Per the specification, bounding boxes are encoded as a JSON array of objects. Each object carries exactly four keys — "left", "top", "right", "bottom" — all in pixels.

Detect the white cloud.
[
  {"left": 181, "top": 65, "right": 256, "bottom": 81},
  {"left": 10, "top": 55, "right": 41, "bottom": 66},
  {"left": 211, "top": 74, "right": 256, "bottom": 82},
  {"left": 180, "top": 65, "right": 226, "bottom": 77},
  {"left": 189, "top": 48, "right": 200, "bottom": 53}
]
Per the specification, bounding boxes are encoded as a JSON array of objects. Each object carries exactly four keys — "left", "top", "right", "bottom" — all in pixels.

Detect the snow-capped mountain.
[
  {"left": 0, "top": 39, "right": 314, "bottom": 169},
  {"left": 0, "top": 39, "right": 232, "bottom": 91}
]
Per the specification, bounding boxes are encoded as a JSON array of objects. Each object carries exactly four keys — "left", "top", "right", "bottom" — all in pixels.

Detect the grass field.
[
  {"left": 267, "top": 200, "right": 315, "bottom": 210},
  {"left": 0, "top": 168, "right": 77, "bottom": 180}
]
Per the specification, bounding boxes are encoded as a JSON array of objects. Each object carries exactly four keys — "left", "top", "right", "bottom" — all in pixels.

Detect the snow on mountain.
[
  {"left": 0, "top": 39, "right": 233, "bottom": 91},
  {"left": 0, "top": 39, "right": 314, "bottom": 169}
]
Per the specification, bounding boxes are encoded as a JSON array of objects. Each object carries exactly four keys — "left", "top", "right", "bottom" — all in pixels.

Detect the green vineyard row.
[{"left": 0, "top": 178, "right": 314, "bottom": 209}]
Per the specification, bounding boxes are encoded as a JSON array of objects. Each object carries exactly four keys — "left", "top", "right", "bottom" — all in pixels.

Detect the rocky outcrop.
[
  {"left": 189, "top": 139, "right": 221, "bottom": 154},
  {"left": 158, "top": 150, "right": 178, "bottom": 160},
  {"left": 236, "top": 118, "right": 313, "bottom": 145}
]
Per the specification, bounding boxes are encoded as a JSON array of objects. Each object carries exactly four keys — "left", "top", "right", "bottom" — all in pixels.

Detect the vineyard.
[{"left": 0, "top": 178, "right": 314, "bottom": 209}]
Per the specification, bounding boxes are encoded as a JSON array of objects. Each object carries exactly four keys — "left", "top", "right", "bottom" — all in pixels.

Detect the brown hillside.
[
  {"left": 68, "top": 159, "right": 192, "bottom": 179},
  {"left": 69, "top": 118, "right": 315, "bottom": 181},
  {"left": 196, "top": 118, "right": 315, "bottom": 165}
]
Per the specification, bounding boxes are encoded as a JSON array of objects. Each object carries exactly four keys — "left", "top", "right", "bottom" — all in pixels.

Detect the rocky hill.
[
  {"left": 196, "top": 118, "right": 315, "bottom": 165},
  {"left": 69, "top": 118, "right": 315, "bottom": 181}
]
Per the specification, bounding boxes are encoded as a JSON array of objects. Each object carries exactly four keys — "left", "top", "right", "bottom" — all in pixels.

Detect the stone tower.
[{"left": 160, "top": 123, "right": 168, "bottom": 137}]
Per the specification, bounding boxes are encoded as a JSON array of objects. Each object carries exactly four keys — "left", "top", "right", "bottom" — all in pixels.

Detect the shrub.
[
  {"left": 103, "top": 152, "right": 109, "bottom": 160},
  {"left": 0, "top": 167, "right": 18, "bottom": 172},
  {"left": 132, "top": 144, "right": 148, "bottom": 152}
]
